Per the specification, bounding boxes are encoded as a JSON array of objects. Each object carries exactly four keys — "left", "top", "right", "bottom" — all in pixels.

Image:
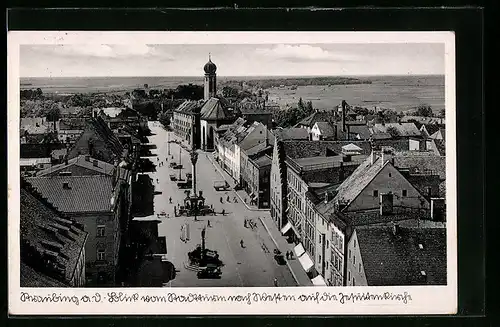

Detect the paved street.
[{"left": 142, "top": 122, "right": 297, "bottom": 287}]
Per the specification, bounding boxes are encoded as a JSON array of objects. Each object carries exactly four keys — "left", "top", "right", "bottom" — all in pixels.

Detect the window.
[
  {"left": 352, "top": 278, "right": 355, "bottom": 286},
  {"left": 326, "top": 240, "right": 329, "bottom": 248},
  {"left": 353, "top": 255, "right": 356, "bottom": 265},
  {"left": 348, "top": 249, "right": 351, "bottom": 259},
  {"left": 354, "top": 240, "right": 356, "bottom": 248},
  {"left": 97, "top": 225, "right": 105, "bottom": 237},
  {"left": 97, "top": 249, "right": 105, "bottom": 261},
  {"left": 348, "top": 270, "right": 351, "bottom": 281},
  {"left": 359, "top": 263, "right": 362, "bottom": 273},
  {"left": 319, "top": 255, "right": 322, "bottom": 263},
  {"left": 326, "top": 262, "right": 328, "bottom": 269},
  {"left": 389, "top": 173, "right": 392, "bottom": 177},
  {"left": 373, "top": 190, "right": 379, "bottom": 197},
  {"left": 339, "top": 237, "right": 343, "bottom": 251}
]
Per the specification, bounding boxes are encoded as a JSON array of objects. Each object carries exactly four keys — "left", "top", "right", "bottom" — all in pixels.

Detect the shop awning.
[
  {"left": 298, "top": 252, "right": 314, "bottom": 272},
  {"left": 294, "top": 243, "right": 305, "bottom": 257},
  {"left": 280, "top": 222, "right": 292, "bottom": 234},
  {"left": 311, "top": 275, "right": 327, "bottom": 286}
]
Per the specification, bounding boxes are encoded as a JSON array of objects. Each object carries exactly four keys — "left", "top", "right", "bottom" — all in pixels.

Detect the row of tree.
[{"left": 272, "top": 98, "right": 315, "bottom": 127}]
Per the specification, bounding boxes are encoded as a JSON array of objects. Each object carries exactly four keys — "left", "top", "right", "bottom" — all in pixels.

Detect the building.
[
  {"left": 270, "top": 139, "right": 371, "bottom": 230},
  {"left": 237, "top": 98, "right": 273, "bottom": 129},
  {"left": 369, "top": 122, "right": 422, "bottom": 139},
  {"left": 282, "top": 147, "right": 368, "bottom": 277},
  {"left": 239, "top": 123, "right": 275, "bottom": 208},
  {"left": 311, "top": 122, "right": 335, "bottom": 141},
  {"left": 67, "top": 116, "right": 125, "bottom": 164},
  {"left": 172, "top": 100, "right": 203, "bottom": 145},
  {"left": 204, "top": 55, "right": 217, "bottom": 101},
  {"left": 20, "top": 157, "right": 52, "bottom": 173},
  {"left": 347, "top": 225, "right": 446, "bottom": 286},
  {"left": 420, "top": 124, "right": 445, "bottom": 139},
  {"left": 57, "top": 118, "right": 86, "bottom": 143},
  {"left": 27, "top": 171, "right": 131, "bottom": 286},
  {"left": 401, "top": 115, "right": 445, "bottom": 125},
  {"left": 20, "top": 182, "right": 88, "bottom": 287},
  {"left": 20, "top": 117, "right": 52, "bottom": 135},
  {"left": 200, "top": 97, "right": 235, "bottom": 151}
]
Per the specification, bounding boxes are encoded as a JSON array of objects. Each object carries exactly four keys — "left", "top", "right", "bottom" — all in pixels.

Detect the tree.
[
  {"left": 386, "top": 126, "right": 401, "bottom": 138},
  {"left": 415, "top": 105, "right": 433, "bottom": 117},
  {"left": 298, "top": 98, "right": 305, "bottom": 111},
  {"left": 158, "top": 111, "right": 171, "bottom": 127},
  {"left": 439, "top": 108, "right": 445, "bottom": 119}
]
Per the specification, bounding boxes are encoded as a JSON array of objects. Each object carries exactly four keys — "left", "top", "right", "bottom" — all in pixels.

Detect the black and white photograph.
[{"left": 8, "top": 31, "right": 457, "bottom": 315}]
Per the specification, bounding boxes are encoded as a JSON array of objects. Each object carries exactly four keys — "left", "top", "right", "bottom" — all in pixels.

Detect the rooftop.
[
  {"left": 281, "top": 140, "right": 371, "bottom": 159},
  {"left": 20, "top": 185, "right": 87, "bottom": 285},
  {"left": 274, "top": 128, "right": 310, "bottom": 141},
  {"left": 371, "top": 122, "right": 422, "bottom": 138},
  {"left": 253, "top": 155, "right": 272, "bottom": 168},
  {"left": 175, "top": 100, "right": 202, "bottom": 114},
  {"left": 200, "top": 97, "right": 232, "bottom": 121},
  {"left": 314, "top": 122, "right": 335, "bottom": 137},
  {"left": 37, "top": 155, "right": 115, "bottom": 177},
  {"left": 26, "top": 175, "right": 114, "bottom": 213},
  {"left": 297, "top": 111, "right": 336, "bottom": 128},
  {"left": 393, "top": 152, "right": 446, "bottom": 180},
  {"left": 356, "top": 226, "right": 446, "bottom": 286}
]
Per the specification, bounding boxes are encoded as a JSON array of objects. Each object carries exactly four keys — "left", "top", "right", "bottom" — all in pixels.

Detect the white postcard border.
[{"left": 8, "top": 31, "right": 457, "bottom": 315}]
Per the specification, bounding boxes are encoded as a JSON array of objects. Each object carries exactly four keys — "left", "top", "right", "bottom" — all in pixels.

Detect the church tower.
[{"left": 203, "top": 54, "right": 217, "bottom": 100}]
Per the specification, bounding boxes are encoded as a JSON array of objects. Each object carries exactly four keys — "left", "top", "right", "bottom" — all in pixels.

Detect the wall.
[
  {"left": 257, "top": 164, "right": 271, "bottom": 208},
  {"left": 409, "top": 139, "right": 420, "bottom": 151},
  {"left": 71, "top": 211, "right": 118, "bottom": 285},
  {"left": 311, "top": 124, "right": 321, "bottom": 141},
  {"left": 69, "top": 127, "right": 115, "bottom": 163},
  {"left": 270, "top": 142, "right": 283, "bottom": 227},
  {"left": 348, "top": 163, "right": 430, "bottom": 212},
  {"left": 346, "top": 230, "right": 367, "bottom": 286}
]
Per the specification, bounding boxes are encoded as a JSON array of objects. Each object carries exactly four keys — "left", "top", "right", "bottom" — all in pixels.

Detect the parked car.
[
  {"left": 169, "top": 174, "right": 177, "bottom": 181},
  {"left": 197, "top": 265, "right": 222, "bottom": 279},
  {"left": 172, "top": 164, "right": 183, "bottom": 170}
]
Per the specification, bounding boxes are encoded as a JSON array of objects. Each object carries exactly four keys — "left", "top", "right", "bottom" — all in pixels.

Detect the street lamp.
[
  {"left": 167, "top": 131, "right": 171, "bottom": 155},
  {"left": 190, "top": 149, "right": 198, "bottom": 221}
]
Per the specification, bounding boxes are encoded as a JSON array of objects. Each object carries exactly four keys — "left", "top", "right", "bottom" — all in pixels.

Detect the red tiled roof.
[{"left": 26, "top": 175, "right": 114, "bottom": 213}]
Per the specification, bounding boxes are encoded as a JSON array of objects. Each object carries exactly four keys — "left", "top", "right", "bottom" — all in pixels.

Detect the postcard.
[{"left": 8, "top": 31, "right": 456, "bottom": 315}]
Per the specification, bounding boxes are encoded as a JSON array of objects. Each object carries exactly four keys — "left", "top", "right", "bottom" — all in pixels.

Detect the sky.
[{"left": 20, "top": 43, "right": 444, "bottom": 77}]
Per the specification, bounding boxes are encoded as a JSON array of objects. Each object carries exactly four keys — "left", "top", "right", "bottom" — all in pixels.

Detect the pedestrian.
[
  {"left": 156, "top": 178, "right": 159, "bottom": 184},
  {"left": 227, "top": 195, "right": 230, "bottom": 202},
  {"left": 222, "top": 209, "right": 225, "bottom": 216},
  {"left": 169, "top": 197, "right": 172, "bottom": 204},
  {"left": 207, "top": 220, "right": 211, "bottom": 227},
  {"left": 244, "top": 219, "right": 247, "bottom": 228},
  {"left": 285, "top": 251, "right": 289, "bottom": 260},
  {"left": 273, "top": 278, "right": 279, "bottom": 287},
  {"left": 240, "top": 239, "right": 244, "bottom": 248},
  {"left": 289, "top": 251, "right": 293, "bottom": 260}
]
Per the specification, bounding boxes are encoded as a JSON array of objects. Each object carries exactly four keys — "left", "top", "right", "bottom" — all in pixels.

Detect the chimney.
[
  {"left": 324, "top": 192, "right": 329, "bottom": 204},
  {"left": 370, "top": 151, "right": 375, "bottom": 165},
  {"left": 392, "top": 222, "right": 399, "bottom": 236},
  {"left": 381, "top": 151, "right": 385, "bottom": 166},
  {"left": 93, "top": 159, "right": 99, "bottom": 167},
  {"left": 85, "top": 155, "right": 90, "bottom": 162},
  {"left": 62, "top": 181, "right": 71, "bottom": 189}
]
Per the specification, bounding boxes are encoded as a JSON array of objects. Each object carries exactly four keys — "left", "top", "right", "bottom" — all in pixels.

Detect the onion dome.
[{"left": 203, "top": 55, "right": 217, "bottom": 74}]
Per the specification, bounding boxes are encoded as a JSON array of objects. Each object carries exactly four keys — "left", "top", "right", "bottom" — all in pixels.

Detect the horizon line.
[{"left": 20, "top": 73, "right": 445, "bottom": 79}]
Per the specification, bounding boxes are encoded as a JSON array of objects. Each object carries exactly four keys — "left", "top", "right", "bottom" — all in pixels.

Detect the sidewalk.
[
  {"left": 258, "top": 216, "right": 313, "bottom": 287},
  {"left": 206, "top": 153, "right": 312, "bottom": 286},
  {"left": 206, "top": 153, "right": 269, "bottom": 212}
]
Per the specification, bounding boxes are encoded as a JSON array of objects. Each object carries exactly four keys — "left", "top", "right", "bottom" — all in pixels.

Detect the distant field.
[
  {"left": 266, "top": 75, "right": 444, "bottom": 112},
  {"left": 20, "top": 75, "right": 445, "bottom": 112}
]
